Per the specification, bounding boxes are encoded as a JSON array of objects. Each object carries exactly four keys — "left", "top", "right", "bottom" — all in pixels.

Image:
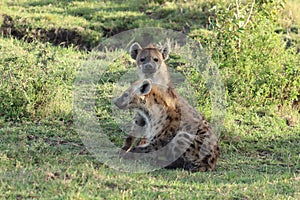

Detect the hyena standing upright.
[
  {"left": 122, "top": 42, "right": 172, "bottom": 151},
  {"left": 114, "top": 79, "right": 221, "bottom": 172}
]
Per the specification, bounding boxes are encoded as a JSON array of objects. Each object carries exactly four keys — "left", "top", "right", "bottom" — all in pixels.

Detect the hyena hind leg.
[{"left": 184, "top": 146, "right": 221, "bottom": 173}]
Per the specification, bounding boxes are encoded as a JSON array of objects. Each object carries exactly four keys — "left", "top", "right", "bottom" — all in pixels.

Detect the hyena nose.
[
  {"left": 144, "top": 63, "right": 153, "bottom": 70},
  {"left": 113, "top": 97, "right": 122, "bottom": 108},
  {"left": 113, "top": 98, "right": 118, "bottom": 106}
]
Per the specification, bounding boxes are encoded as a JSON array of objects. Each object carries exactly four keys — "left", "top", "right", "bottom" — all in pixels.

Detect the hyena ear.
[
  {"left": 160, "top": 44, "right": 170, "bottom": 60},
  {"left": 130, "top": 42, "right": 142, "bottom": 60},
  {"left": 138, "top": 79, "right": 152, "bottom": 95}
]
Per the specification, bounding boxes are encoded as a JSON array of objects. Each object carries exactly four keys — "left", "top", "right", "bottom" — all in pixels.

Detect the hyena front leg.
[{"left": 122, "top": 111, "right": 146, "bottom": 151}]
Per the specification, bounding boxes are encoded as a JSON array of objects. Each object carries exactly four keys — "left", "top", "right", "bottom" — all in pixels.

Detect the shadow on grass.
[
  {"left": 1, "top": 0, "right": 213, "bottom": 50},
  {"left": 0, "top": 14, "right": 96, "bottom": 50}
]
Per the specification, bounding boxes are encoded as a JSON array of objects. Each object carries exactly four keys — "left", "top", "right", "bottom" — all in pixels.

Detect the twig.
[
  {"left": 242, "top": 0, "right": 255, "bottom": 28},
  {"left": 236, "top": 0, "right": 240, "bottom": 20},
  {"left": 236, "top": 0, "right": 241, "bottom": 50}
]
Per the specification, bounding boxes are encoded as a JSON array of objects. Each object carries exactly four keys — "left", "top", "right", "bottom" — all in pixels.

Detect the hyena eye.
[
  {"left": 140, "top": 58, "right": 145, "bottom": 62},
  {"left": 123, "top": 93, "right": 129, "bottom": 97},
  {"left": 153, "top": 58, "right": 159, "bottom": 62}
]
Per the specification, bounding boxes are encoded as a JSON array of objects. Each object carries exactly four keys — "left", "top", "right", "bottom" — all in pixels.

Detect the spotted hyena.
[
  {"left": 114, "top": 79, "right": 221, "bottom": 172},
  {"left": 122, "top": 42, "right": 172, "bottom": 151}
]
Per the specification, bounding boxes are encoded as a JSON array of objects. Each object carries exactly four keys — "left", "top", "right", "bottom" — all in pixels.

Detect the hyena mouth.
[{"left": 142, "top": 68, "right": 156, "bottom": 74}]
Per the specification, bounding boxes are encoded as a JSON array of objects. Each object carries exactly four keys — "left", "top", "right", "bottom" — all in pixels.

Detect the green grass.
[
  {"left": 0, "top": 0, "right": 213, "bottom": 50},
  {"left": 0, "top": 37, "right": 85, "bottom": 120},
  {"left": 0, "top": 0, "right": 300, "bottom": 199},
  {"left": 1, "top": 119, "right": 299, "bottom": 199}
]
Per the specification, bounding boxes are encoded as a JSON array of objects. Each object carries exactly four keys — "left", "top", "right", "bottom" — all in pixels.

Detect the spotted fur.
[
  {"left": 114, "top": 79, "right": 221, "bottom": 172},
  {"left": 122, "top": 42, "right": 172, "bottom": 151}
]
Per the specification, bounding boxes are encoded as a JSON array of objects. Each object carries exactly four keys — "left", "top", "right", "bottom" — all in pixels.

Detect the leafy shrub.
[
  {"left": 0, "top": 38, "right": 84, "bottom": 121},
  {"left": 199, "top": 0, "right": 300, "bottom": 108}
]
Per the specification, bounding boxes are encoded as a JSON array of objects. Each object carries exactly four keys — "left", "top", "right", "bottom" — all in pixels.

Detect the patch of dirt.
[
  {"left": 45, "top": 171, "right": 61, "bottom": 180},
  {"left": 101, "top": 25, "right": 130, "bottom": 38},
  {"left": 0, "top": 14, "right": 93, "bottom": 51},
  {"left": 104, "top": 181, "right": 118, "bottom": 190}
]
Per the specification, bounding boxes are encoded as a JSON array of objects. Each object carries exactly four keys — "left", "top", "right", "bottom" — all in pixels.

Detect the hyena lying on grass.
[{"left": 114, "top": 79, "right": 221, "bottom": 172}]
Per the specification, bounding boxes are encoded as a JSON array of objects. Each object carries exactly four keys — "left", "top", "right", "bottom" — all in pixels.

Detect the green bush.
[
  {"left": 0, "top": 38, "right": 84, "bottom": 121},
  {"left": 198, "top": 0, "right": 300, "bottom": 108},
  {"left": 1, "top": 0, "right": 299, "bottom": 123}
]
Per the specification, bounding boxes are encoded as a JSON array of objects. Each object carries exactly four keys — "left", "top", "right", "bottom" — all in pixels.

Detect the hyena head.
[
  {"left": 114, "top": 79, "right": 176, "bottom": 112},
  {"left": 130, "top": 42, "right": 170, "bottom": 82},
  {"left": 114, "top": 79, "right": 153, "bottom": 110}
]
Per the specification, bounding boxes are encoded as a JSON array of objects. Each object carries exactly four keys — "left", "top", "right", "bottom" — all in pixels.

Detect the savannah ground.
[{"left": 0, "top": 0, "right": 300, "bottom": 199}]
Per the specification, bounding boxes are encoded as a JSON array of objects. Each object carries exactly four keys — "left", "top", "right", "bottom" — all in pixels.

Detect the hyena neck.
[
  {"left": 139, "top": 86, "right": 181, "bottom": 135},
  {"left": 152, "top": 71, "right": 171, "bottom": 87},
  {"left": 139, "top": 64, "right": 171, "bottom": 87}
]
